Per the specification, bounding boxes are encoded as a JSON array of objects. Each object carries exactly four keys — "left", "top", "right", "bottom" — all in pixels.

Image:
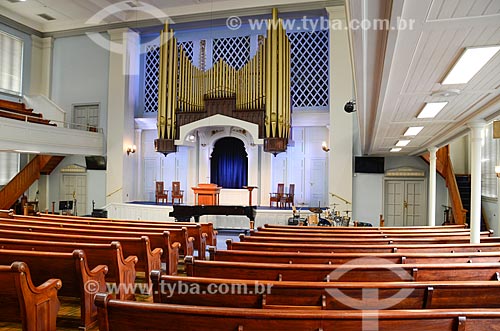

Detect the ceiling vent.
[{"left": 37, "top": 13, "right": 56, "bottom": 21}]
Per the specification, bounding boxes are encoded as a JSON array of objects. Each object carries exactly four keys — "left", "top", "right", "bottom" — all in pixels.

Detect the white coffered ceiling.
[{"left": 348, "top": 0, "right": 500, "bottom": 155}]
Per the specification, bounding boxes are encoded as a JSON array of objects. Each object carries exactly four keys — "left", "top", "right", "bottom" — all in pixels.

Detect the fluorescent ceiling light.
[
  {"left": 14, "top": 150, "right": 40, "bottom": 154},
  {"left": 417, "top": 102, "right": 448, "bottom": 119},
  {"left": 442, "top": 46, "right": 500, "bottom": 85},
  {"left": 390, "top": 148, "right": 402, "bottom": 152},
  {"left": 404, "top": 126, "right": 424, "bottom": 136},
  {"left": 396, "top": 140, "right": 410, "bottom": 147}
]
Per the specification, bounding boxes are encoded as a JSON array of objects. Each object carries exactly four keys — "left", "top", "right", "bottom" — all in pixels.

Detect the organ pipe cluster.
[{"left": 156, "top": 9, "right": 291, "bottom": 156}]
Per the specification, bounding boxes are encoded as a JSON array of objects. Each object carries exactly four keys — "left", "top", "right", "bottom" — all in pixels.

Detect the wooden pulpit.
[{"left": 192, "top": 183, "right": 222, "bottom": 205}]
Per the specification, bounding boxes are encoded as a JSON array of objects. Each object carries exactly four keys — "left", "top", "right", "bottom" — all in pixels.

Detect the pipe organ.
[{"left": 155, "top": 9, "right": 291, "bottom": 156}]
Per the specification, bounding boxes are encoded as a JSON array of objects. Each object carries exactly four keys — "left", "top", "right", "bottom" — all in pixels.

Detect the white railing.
[{"left": 23, "top": 95, "right": 66, "bottom": 123}]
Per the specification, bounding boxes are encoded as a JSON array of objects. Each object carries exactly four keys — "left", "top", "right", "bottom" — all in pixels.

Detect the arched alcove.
[{"left": 210, "top": 137, "right": 248, "bottom": 188}]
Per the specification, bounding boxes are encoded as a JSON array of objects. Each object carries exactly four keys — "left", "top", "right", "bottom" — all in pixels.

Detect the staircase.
[
  {"left": 421, "top": 146, "right": 467, "bottom": 225},
  {"left": 0, "top": 155, "right": 64, "bottom": 209}
]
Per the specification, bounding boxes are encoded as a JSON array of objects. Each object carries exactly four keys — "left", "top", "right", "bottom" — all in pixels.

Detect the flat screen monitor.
[
  {"left": 85, "top": 156, "right": 106, "bottom": 170},
  {"left": 354, "top": 156, "right": 385, "bottom": 174},
  {"left": 59, "top": 200, "right": 73, "bottom": 211}
]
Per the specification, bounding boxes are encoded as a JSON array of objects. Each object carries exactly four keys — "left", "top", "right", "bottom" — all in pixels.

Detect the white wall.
[
  {"left": 449, "top": 134, "right": 469, "bottom": 174},
  {"left": 352, "top": 156, "right": 448, "bottom": 226},
  {"left": 482, "top": 198, "right": 499, "bottom": 237},
  {"left": 51, "top": 34, "right": 109, "bottom": 134}
]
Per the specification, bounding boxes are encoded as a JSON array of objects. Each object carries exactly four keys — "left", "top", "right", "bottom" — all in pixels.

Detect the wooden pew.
[
  {"left": 0, "top": 221, "right": 191, "bottom": 269},
  {"left": 152, "top": 274, "right": 500, "bottom": 310},
  {"left": 95, "top": 292, "right": 500, "bottom": 331},
  {"left": 36, "top": 213, "right": 218, "bottom": 247},
  {"left": 2, "top": 216, "right": 206, "bottom": 259},
  {"left": 259, "top": 224, "right": 470, "bottom": 233},
  {"left": 185, "top": 257, "right": 500, "bottom": 282},
  {"left": 0, "top": 262, "right": 61, "bottom": 331},
  {"left": 0, "top": 249, "right": 107, "bottom": 330},
  {"left": 250, "top": 229, "right": 493, "bottom": 238},
  {"left": 0, "top": 228, "right": 170, "bottom": 278},
  {"left": 238, "top": 234, "right": 500, "bottom": 245},
  {"left": 208, "top": 247, "right": 500, "bottom": 264},
  {"left": 227, "top": 240, "right": 500, "bottom": 253},
  {"left": 0, "top": 238, "right": 137, "bottom": 300}
]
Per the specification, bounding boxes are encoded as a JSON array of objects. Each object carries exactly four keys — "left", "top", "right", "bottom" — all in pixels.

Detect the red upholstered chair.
[
  {"left": 155, "top": 181, "right": 168, "bottom": 204},
  {"left": 171, "top": 181, "right": 184, "bottom": 204},
  {"left": 269, "top": 183, "right": 284, "bottom": 208},
  {"left": 281, "top": 183, "right": 295, "bottom": 208}
]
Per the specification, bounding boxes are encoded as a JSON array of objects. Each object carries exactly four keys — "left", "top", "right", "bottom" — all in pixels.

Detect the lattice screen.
[
  {"left": 144, "top": 45, "right": 160, "bottom": 113},
  {"left": 287, "top": 30, "right": 329, "bottom": 110},
  {"left": 179, "top": 40, "right": 194, "bottom": 62},
  {"left": 213, "top": 36, "right": 250, "bottom": 70}
]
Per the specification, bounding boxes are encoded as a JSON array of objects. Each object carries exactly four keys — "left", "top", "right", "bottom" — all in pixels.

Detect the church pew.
[
  {"left": 95, "top": 293, "right": 500, "bottom": 331},
  {"left": 227, "top": 240, "right": 500, "bottom": 253},
  {"left": 2, "top": 216, "right": 206, "bottom": 259},
  {"left": 208, "top": 247, "right": 500, "bottom": 264},
  {"left": 250, "top": 229, "right": 493, "bottom": 238},
  {"left": 0, "top": 238, "right": 137, "bottom": 300},
  {"left": 37, "top": 213, "right": 218, "bottom": 247},
  {"left": 0, "top": 249, "right": 107, "bottom": 330},
  {"left": 0, "top": 228, "right": 171, "bottom": 277},
  {"left": 0, "top": 262, "right": 61, "bottom": 331},
  {"left": 0, "top": 220, "right": 192, "bottom": 264},
  {"left": 152, "top": 274, "right": 500, "bottom": 310},
  {"left": 0, "top": 109, "right": 54, "bottom": 126},
  {"left": 238, "top": 234, "right": 500, "bottom": 245},
  {"left": 185, "top": 257, "right": 500, "bottom": 282},
  {"left": 264, "top": 223, "right": 468, "bottom": 231}
]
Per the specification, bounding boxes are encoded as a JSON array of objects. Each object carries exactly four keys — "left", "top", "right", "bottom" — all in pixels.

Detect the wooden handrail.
[{"left": 0, "top": 155, "right": 51, "bottom": 210}]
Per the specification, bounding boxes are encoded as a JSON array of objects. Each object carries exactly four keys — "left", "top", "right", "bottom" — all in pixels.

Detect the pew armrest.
[
  {"left": 198, "top": 233, "right": 208, "bottom": 260},
  {"left": 168, "top": 242, "right": 181, "bottom": 275}
]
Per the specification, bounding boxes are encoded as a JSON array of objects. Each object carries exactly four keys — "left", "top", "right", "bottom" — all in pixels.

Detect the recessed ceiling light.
[
  {"left": 417, "top": 102, "right": 448, "bottom": 119},
  {"left": 390, "top": 148, "right": 402, "bottom": 152},
  {"left": 442, "top": 46, "right": 500, "bottom": 85},
  {"left": 14, "top": 150, "right": 40, "bottom": 154},
  {"left": 404, "top": 126, "right": 424, "bottom": 136},
  {"left": 396, "top": 140, "right": 411, "bottom": 147}
]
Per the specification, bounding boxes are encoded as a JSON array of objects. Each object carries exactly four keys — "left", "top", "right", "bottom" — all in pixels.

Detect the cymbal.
[{"left": 308, "top": 207, "right": 323, "bottom": 213}]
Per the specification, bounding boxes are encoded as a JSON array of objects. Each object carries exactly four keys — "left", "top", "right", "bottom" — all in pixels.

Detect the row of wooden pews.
[
  {"left": 94, "top": 223, "right": 500, "bottom": 330},
  {"left": 0, "top": 209, "right": 217, "bottom": 330},
  {"left": 0, "top": 99, "right": 55, "bottom": 126}
]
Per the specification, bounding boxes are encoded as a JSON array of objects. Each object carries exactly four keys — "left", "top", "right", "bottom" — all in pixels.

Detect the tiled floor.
[{"left": 0, "top": 231, "right": 239, "bottom": 331}]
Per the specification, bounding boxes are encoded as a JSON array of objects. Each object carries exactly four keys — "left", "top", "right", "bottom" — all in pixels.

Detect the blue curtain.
[{"left": 210, "top": 137, "right": 248, "bottom": 188}]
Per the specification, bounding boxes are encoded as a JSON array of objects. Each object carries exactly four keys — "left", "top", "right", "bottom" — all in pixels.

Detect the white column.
[
  {"left": 326, "top": 6, "right": 354, "bottom": 212},
  {"left": 29, "top": 35, "right": 53, "bottom": 96},
  {"left": 106, "top": 28, "right": 140, "bottom": 204},
  {"left": 468, "top": 121, "right": 485, "bottom": 244},
  {"left": 428, "top": 147, "right": 438, "bottom": 226}
]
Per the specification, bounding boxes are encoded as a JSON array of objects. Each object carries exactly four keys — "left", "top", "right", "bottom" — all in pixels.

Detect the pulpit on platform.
[{"left": 192, "top": 183, "right": 222, "bottom": 205}]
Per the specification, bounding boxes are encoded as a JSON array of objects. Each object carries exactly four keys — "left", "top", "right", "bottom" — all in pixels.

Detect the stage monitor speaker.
[{"left": 354, "top": 156, "right": 385, "bottom": 174}]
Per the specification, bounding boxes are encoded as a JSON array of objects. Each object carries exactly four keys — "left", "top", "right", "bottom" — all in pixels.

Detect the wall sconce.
[
  {"left": 322, "top": 141, "right": 330, "bottom": 152},
  {"left": 126, "top": 145, "right": 136, "bottom": 155},
  {"left": 496, "top": 165, "right": 500, "bottom": 178}
]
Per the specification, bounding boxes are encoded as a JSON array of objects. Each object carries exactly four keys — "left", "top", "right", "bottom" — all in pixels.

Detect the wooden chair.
[
  {"left": 269, "top": 183, "right": 284, "bottom": 208},
  {"left": 281, "top": 183, "right": 295, "bottom": 208},
  {"left": 155, "top": 181, "right": 168, "bottom": 204},
  {"left": 171, "top": 181, "right": 184, "bottom": 204}
]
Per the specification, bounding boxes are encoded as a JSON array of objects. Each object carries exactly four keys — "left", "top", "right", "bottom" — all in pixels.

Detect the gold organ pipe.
[
  {"left": 158, "top": 29, "right": 166, "bottom": 138},
  {"left": 270, "top": 17, "right": 278, "bottom": 137},
  {"left": 265, "top": 20, "right": 271, "bottom": 137},
  {"left": 166, "top": 30, "right": 175, "bottom": 139},
  {"left": 171, "top": 35, "right": 178, "bottom": 135}
]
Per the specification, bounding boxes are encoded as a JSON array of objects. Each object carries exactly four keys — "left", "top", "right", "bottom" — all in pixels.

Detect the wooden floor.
[{"left": 0, "top": 294, "right": 153, "bottom": 331}]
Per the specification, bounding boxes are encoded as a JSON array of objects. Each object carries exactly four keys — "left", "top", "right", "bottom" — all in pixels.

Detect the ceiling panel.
[{"left": 428, "top": 0, "right": 500, "bottom": 21}]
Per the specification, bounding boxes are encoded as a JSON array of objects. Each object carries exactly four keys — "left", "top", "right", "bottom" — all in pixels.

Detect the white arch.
[{"left": 175, "top": 114, "right": 263, "bottom": 146}]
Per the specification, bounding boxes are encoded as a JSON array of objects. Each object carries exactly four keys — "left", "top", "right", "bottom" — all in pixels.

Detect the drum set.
[{"left": 307, "top": 203, "right": 351, "bottom": 227}]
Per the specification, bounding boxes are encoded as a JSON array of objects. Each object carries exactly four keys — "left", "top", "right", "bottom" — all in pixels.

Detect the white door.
[
  {"left": 73, "top": 104, "right": 99, "bottom": 131},
  {"left": 61, "top": 175, "right": 87, "bottom": 215},
  {"left": 309, "top": 158, "right": 327, "bottom": 207},
  {"left": 384, "top": 179, "right": 426, "bottom": 227},
  {"left": 143, "top": 158, "right": 157, "bottom": 201}
]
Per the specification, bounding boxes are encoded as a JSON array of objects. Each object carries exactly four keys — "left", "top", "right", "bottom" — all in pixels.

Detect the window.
[
  {"left": 0, "top": 30, "right": 23, "bottom": 95},
  {"left": 481, "top": 123, "right": 497, "bottom": 198}
]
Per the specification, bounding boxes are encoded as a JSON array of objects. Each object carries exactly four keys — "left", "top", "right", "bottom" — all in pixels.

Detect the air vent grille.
[{"left": 37, "top": 13, "right": 56, "bottom": 21}]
